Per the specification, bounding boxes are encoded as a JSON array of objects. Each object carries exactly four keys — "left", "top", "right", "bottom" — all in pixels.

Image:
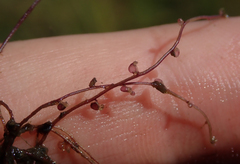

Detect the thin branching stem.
[
  {"left": 19, "top": 81, "right": 149, "bottom": 126},
  {"left": 0, "top": 101, "right": 14, "bottom": 120},
  {"left": 51, "top": 127, "right": 99, "bottom": 164},
  {"left": 36, "top": 12, "right": 226, "bottom": 145},
  {"left": 0, "top": 0, "right": 42, "bottom": 53},
  {"left": 165, "top": 89, "right": 216, "bottom": 144},
  {"left": 17, "top": 11, "right": 227, "bottom": 129},
  {"left": 20, "top": 85, "right": 108, "bottom": 126}
]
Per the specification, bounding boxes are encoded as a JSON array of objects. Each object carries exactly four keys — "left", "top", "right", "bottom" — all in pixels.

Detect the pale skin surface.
[{"left": 0, "top": 17, "right": 240, "bottom": 163}]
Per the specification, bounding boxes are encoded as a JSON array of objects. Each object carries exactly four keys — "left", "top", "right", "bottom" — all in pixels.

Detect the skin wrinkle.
[{"left": 0, "top": 17, "right": 240, "bottom": 163}]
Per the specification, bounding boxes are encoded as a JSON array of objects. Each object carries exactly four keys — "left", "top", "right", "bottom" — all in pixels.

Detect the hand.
[{"left": 1, "top": 17, "right": 239, "bottom": 163}]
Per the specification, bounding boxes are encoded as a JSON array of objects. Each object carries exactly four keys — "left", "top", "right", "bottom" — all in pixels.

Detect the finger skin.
[{"left": 0, "top": 17, "right": 240, "bottom": 163}]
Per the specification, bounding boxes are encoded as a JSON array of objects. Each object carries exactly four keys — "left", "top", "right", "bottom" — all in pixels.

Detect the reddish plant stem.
[
  {"left": 0, "top": 101, "right": 14, "bottom": 120},
  {"left": 11, "top": 11, "right": 227, "bottom": 128},
  {"left": 35, "top": 13, "right": 226, "bottom": 145},
  {"left": 19, "top": 85, "right": 107, "bottom": 126},
  {"left": 51, "top": 127, "right": 99, "bottom": 164},
  {"left": 19, "top": 81, "right": 149, "bottom": 126},
  {"left": 0, "top": 0, "right": 42, "bottom": 53}
]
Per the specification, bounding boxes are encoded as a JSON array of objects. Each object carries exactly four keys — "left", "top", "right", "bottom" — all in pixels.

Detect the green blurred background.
[{"left": 0, "top": 0, "right": 239, "bottom": 42}]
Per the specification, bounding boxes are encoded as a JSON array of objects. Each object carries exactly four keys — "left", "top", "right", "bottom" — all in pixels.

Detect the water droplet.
[{"left": 188, "top": 102, "right": 193, "bottom": 108}]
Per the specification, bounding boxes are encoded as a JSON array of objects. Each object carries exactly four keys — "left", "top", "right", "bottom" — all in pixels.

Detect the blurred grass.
[{"left": 0, "top": 0, "right": 239, "bottom": 42}]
